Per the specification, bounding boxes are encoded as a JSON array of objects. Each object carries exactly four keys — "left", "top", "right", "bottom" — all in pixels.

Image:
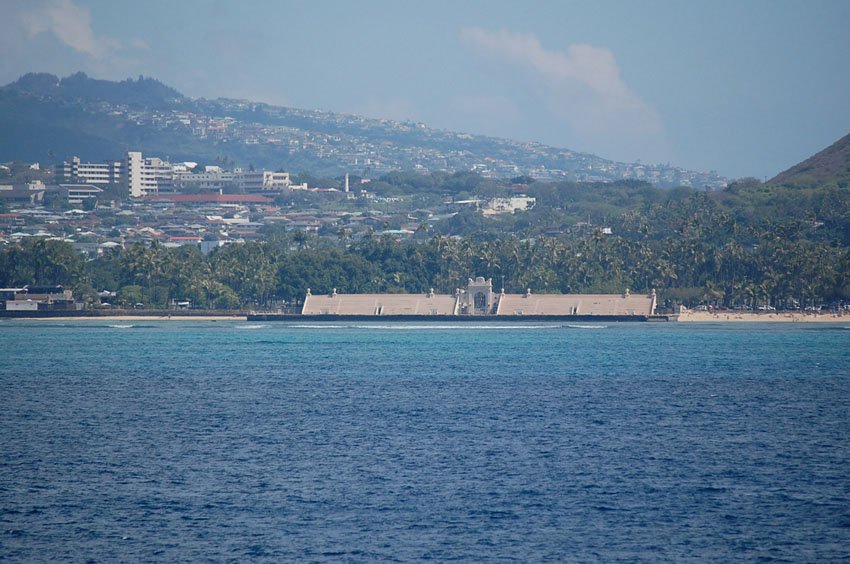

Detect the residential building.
[
  {"left": 58, "top": 156, "right": 123, "bottom": 186},
  {"left": 483, "top": 196, "right": 536, "bottom": 215},
  {"left": 172, "top": 170, "right": 235, "bottom": 191},
  {"left": 126, "top": 151, "right": 174, "bottom": 197},
  {"left": 233, "top": 170, "right": 293, "bottom": 192},
  {"left": 62, "top": 184, "right": 103, "bottom": 205},
  {"left": 0, "top": 182, "right": 46, "bottom": 205},
  {"left": 1, "top": 285, "right": 78, "bottom": 312},
  {"left": 58, "top": 152, "right": 305, "bottom": 197}
]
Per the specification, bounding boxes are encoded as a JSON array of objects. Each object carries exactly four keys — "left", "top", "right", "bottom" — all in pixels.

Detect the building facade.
[
  {"left": 126, "top": 151, "right": 174, "bottom": 197},
  {"left": 172, "top": 170, "right": 236, "bottom": 192},
  {"left": 58, "top": 156, "right": 124, "bottom": 186},
  {"left": 300, "top": 277, "right": 657, "bottom": 317},
  {"left": 233, "top": 170, "right": 293, "bottom": 192},
  {"left": 60, "top": 153, "right": 299, "bottom": 198},
  {"left": 61, "top": 184, "right": 103, "bottom": 205},
  {"left": 1, "top": 285, "right": 78, "bottom": 312}
]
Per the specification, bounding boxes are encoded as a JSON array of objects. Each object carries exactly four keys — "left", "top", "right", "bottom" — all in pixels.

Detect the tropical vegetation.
[{"left": 2, "top": 176, "right": 848, "bottom": 311}]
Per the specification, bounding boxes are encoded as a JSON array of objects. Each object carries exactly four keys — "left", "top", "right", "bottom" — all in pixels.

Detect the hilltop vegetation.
[
  {"left": 770, "top": 133, "right": 850, "bottom": 186},
  {"left": 7, "top": 72, "right": 183, "bottom": 107},
  {"left": 342, "top": 171, "right": 850, "bottom": 244}
]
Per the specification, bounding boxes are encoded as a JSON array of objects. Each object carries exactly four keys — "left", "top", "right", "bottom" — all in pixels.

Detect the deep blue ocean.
[{"left": 1, "top": 320, "right": 849, "bottom": 561}]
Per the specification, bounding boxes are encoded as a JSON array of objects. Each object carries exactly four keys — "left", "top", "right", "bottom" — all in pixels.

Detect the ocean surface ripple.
[{"left": 1, "top": 321, "right": 849, "bottom": 560}]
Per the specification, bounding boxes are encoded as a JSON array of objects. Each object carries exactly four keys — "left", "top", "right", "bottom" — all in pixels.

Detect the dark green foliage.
[
  {"left": 1, "top": 223, "right": 847, "bottom": 309},
  {"left": 1, "top": 172, "right": 848, "bottom": 310},
  {"left": 0, "top": 238, "right": 86, "bottom": 290},
  {"left": 6, "top": 72, "right": 184, "bottom": 108},
  {"left": 277, "top": 248, "right": 379, "bottom": 300}
]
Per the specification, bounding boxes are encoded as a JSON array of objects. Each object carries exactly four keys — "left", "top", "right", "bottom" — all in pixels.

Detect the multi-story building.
[
  {"left": 172, "top": 170, "right": 236, "bottom": 192},
  {"left": 58, "top": 156, "right": 123, "bottom": 186},
  {"left": 61, "top": 184, "right": 103, "bottom": 205},
  {"left": 0, "top": 181, "right": 46, "bottom": 205},
  {"left": 126, "top": 151, "right": 174, "bottom": 197},
  {"left": 60, "top": 153, "right": 300, "bottom": 197},
  {"left": 233, "top": 170, "right": 293, "bottom": 192}
]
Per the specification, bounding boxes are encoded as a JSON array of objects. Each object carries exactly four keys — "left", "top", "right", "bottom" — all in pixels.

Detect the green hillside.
[{"left": 770, "top": 133, "right": 850, "bottom": 186}]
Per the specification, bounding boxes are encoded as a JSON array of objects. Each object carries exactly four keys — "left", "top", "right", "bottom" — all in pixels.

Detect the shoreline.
[
  {"left": 677, "top": 311, "right": 847, "bottom": 323},
  {"left": 2, "top": 315, "right": 247, "bottom": 321},
  {"left": 0, "top": 312, "right": 847, "bottom": 323}
]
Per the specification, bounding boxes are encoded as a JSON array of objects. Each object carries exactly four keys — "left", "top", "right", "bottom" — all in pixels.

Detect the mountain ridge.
[
  {"left": 0, "top": 72, "right": 727, "bottom": 188},
  {"left": 4, "top": 72, "right": 184, "bottom": 108},
  {"left": 769, "top": 133, "right": 850, "bottom": 185}
]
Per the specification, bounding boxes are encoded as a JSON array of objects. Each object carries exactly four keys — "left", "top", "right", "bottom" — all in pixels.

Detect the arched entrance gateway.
[{"left": 463, "top": 276, "right": 494, "bottom": 315}]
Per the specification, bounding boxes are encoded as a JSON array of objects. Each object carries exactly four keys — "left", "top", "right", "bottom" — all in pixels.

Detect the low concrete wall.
[
  {"left": 248, "top": 313, "right": 669, "bottom": 322},
  {"left": 0, "top": 310, "right": 671, "bottom": 322},
  {"left": 0, "top": 309, "right": 245, "bottom": 318}
]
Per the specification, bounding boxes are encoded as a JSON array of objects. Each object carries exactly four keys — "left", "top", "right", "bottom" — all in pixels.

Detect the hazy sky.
[{"left": 2, "top": 0, "right": 849, "bottom": 179}]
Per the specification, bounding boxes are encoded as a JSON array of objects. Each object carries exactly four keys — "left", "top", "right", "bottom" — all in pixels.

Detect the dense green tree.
[
  {"left": 2, "top": 173, "right": 848, "bottom": 311},
  {"left": 0, "top": 239, "right": 85, "bottom": 289}
]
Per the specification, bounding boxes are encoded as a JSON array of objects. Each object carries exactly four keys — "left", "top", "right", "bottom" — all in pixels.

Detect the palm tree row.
[{"left": 2, "top": 229, "right": 846, "bottom": 310}]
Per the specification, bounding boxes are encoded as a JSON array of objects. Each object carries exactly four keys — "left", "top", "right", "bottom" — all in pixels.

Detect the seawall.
[
  {"left": 0, "top": 309, "right": 245, "bottom": 319},
  {"left": 248, "top": 313, "right": 670, "bottom": 322}
]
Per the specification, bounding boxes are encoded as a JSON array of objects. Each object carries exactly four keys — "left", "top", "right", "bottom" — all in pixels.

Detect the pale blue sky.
[{"left": 2, "top": 0, "right": 849, "bottom": 179}]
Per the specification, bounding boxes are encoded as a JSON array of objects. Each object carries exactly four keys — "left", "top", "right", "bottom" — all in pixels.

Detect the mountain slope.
[
  {"left": 7, "top": 72, "right": 184, "bottom": 108},
  {"left": 0, "top": 72, "right": 727, "bottom": 188},
  {"left": 770, "top": 133, "right": 850, "bottom": 185}
]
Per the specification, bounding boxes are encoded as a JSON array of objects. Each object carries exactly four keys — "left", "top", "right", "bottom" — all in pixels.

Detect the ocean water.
[{"left": 1, "top": 320, "right": 849, "bottom": 561}]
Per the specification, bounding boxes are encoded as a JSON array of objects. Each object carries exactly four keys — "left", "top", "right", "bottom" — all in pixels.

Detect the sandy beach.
[{"left": 677, "top": 311, "right": 848, "bottom": 323}]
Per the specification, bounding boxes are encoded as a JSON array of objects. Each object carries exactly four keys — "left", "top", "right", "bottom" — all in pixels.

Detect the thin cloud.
[
  {"left": 20, "top": 0, "right": 104, "bottom": 58},
  {"left": 1, "top": 0, "right": 151, "bottom": 81},
  {"left": 129, "top": 38, "right": 150, "bottom": 51},
  {"left": 460, "top": 27, "right": 670, "bottom": 162}
]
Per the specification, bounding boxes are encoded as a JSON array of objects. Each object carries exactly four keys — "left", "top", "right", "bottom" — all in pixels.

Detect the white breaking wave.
[
  {"left": 235, "top": 324, "right": 270, "bottom": 330},
  {"left": 566, "top": 324, "right": 607, "bottom": 329},
  {"left": 287, "top": 324, "right": 558, "bottom": 330},
  {"left": 108, "top": 324, "right": 135, "bottom": 329},
  {"left": 287, "top": 324, "right": 349, "bottom": 329},
  {"left": 353, "top": 324, "right": 557, "bottom": 330}
]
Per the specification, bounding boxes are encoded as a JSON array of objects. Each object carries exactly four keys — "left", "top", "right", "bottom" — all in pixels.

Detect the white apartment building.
[
  {"left": 172, "top": 170, "right": 236, "bottom": 191},
  {"left": 126, "top": 151, "right": 174, "bottom": 197},
  {"left": 61, "top": 152, "right": 300, "bottom": 197},
  {"left": 59, "top": 156, "right": 123, "bottom": 185},
  {"left": 233, "top": 170, "right": 293, "bottom": 192}
]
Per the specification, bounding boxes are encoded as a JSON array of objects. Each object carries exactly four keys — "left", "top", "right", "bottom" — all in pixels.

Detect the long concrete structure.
[
  {"left": 299, "top": 277, "right": 656, "bottom": 317},
  {"left": 303, "top": 290, "right": 458, "bottom": 316}
]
